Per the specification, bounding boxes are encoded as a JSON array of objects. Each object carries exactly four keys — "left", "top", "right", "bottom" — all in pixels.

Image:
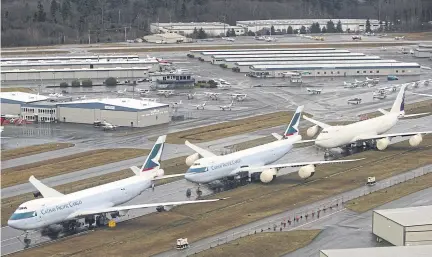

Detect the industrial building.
[
  {"left": 1, "top": 67, "right": 151, "bottom": 83},
  {"left": 220, "top": 56, "right": 382, "bottom": 67},
  {"left": 0, "top": 92, "right": 170, "bottom": 127},
  {"left": 247, "top": 62, "right": 420, "bottom": 77},
  {"left": 143, "top": 33, "right": 193, "bottom": 44},
  {"left": 414, "top": 44, "right": 432, "bottom": 58},
  {"left": 205, "top": 53, "right": 365, "bottom": 62},
  {"left": 236, "top": 19, "right": 381, "bottom": 33},
  {"left": 373, "top": 205, "right": 432, "bottom": 246},
  {"left": 150, "top": 22, "right": 246, "bottom": 36},
  {"left": 189, "top": 48, "right": 336, "bottom": 54},
  {"left": 0, "top": 55, "right": 139, "bottom": 62},
  {"left": 233, "top": 60, "right": 398, "bottom": 72},
  {"left": 320, "top": 245, "right": 432, "bottom": 257},
  {"left": 1, "top": 59, "right": 159, "bottom": 71},
  {"left": 199, "top": 49, "right": 350, "bottom": 59}
]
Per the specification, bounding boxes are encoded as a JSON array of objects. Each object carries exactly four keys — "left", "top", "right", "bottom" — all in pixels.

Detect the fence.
[{"left": 163, "top": 165, "right": 432, "bottom": 257}]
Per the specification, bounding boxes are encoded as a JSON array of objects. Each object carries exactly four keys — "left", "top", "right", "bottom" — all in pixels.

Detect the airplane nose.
[{"left": 7, "top": 220, "right": 22, "bottom": 230}]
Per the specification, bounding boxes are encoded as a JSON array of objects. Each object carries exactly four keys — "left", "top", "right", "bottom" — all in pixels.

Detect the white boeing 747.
[
  {"left": 8, "top": 135, "right": 224, "bottom": 247},
  {"left": 304, "top": 85, "right": 431, "bottom": 154},
  {"left": 183, "top": 106, "right": 362, "bottom": 186}
]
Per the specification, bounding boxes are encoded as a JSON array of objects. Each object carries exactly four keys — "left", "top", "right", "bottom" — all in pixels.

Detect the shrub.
[
  {"left": 81, "top": 79, "right": 93, "bottom": 87},
  {"left": 71, "top": 80, "right": 80, "bottom": 87},
  {"left": 219, "top": 64, "right": 228, "bottom": 68},
  {"left": 59, "top": 82, "right": 69, "bottom": 87},
  {"left": 105, "top": 77, "right": 117, "bottom": 87}
]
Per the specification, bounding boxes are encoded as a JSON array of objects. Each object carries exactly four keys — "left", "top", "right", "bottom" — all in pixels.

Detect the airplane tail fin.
[
  {"left": 136, "top": 135, "right": 166, "bottom": 175},
  {"left": 283, "top": 105, "right": 304, "bottom": 139},
  {"left": 390, "top": 84, "right": 407, "bottom": 115}
]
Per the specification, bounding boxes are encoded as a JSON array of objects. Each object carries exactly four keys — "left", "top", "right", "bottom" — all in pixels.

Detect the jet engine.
[
  {"left": 376, "top": 138, "right": 390, "bottom": 150},
  {"left": 409, "top": 134, "right": 423, "bottom": 147},
  {"left": 307, "top": 125, "right": 319, "bottom": 137},
  {"left": 260, "top": 168, "right": 277, "bottom": 183},
  {"left": 185, "top": 153, "right": 200, "bottom": 166},
  {"left": 298, "top": 165, "right": 315, "bottom": 179},
  {"left": 46, "top": 224, "right": 63, "bottom": 233},
  {"left": 155, "top": 169, "right": 165, "bottom": 177}
]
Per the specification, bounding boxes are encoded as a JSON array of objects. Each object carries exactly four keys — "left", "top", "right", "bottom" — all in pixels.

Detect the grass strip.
[{"left": 1, "top": 143, "right": 75, "bottom": 161}]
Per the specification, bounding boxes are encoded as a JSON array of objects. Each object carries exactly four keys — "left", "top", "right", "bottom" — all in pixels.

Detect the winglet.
[{"left": 29, "top": 175, "right": 64, "bottom": 198}]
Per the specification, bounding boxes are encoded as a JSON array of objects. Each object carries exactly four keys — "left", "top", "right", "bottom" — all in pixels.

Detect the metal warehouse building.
[
  {"left": 1, "top": 59, "right": 159, "bottom": 71},
  {"left": 221, "top": 56, "right": 382, "bottom": 67},
  {"left": 234, "top": 60, "right": 398, "bottom": 73},
  {"left": 56, "top": 98, "right": 170, "bottom": 127},
  {"left": 207, "top": 53, "right": 365, "bottom": 62},
  {"left": 320, "top": 245, "right": 432, "bottom": 257},
  {"left": 373, "top": 205, "right": 432, "bottom": 246},
  {"left": 0, "top": 92, "right": 48, "bottom": 116},
  {"left": 237, "top": 19, "right": 380, "bottom": 33},
  {"left": 1, "top": 55, "right": 139, "bottom": 62},
  {"left": 150, "top": 22, "right": 245, "bottom": 36},
  {"left": 248, "top": 62, "right": 420, "bottom": 77},
  {"left": 189, "top": 48, "right": 336, "bottom": 54},
  {"left": 414, "top": 44, "right": 432, "bottom": 58},
  {"left": 1, "top": 67, "right": 151, "bottom": 83}
]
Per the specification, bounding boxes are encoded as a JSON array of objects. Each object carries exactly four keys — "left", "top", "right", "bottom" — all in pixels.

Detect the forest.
[{"left": 1, "top": 0, "right": 431, "bottom": 47}]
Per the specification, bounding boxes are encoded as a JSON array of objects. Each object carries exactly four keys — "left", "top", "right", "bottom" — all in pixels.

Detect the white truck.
[{"left": 176, "top": 238, "right": 189, "bottom": 250}]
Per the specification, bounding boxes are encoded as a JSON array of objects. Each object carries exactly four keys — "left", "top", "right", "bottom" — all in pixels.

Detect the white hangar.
[{"left": 373, "top": 205, "right": 432, "bottom": 246}]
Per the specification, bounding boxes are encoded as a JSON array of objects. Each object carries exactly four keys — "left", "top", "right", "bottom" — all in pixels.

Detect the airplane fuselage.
[
  {"left": 315, "top": 113, "right": 399, "bottom": 148},
  {"left": 185, "top": 135, "right": 300, "bottom": 183},
  {"left": 8, "top": 176, "right": 152, "bottom": 231}
]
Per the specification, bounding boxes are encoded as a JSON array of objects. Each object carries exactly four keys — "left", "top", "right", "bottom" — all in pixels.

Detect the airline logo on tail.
[
  {"left": 400, "top": 91, "right": 405, "bottom": 112},
  {"left": 283, "top": 106, "right": 304, "bottom": 138},
  {"left": 141, "top": 136, "right": 166, "bottom": 172}
]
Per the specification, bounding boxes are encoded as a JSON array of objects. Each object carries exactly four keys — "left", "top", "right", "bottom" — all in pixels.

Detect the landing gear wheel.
[
  {"left": 24, "top": 238, "right": 31, "bottom": 248},
  {"left": 186, "top": 188, "right": 192, "bottom": 198},
  {"left": 196, "top": 186, "right": 203, "bottom": 198}
]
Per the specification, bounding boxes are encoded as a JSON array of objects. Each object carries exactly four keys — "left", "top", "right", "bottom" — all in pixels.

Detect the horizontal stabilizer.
[
  {"left": 293, "top": 139, "right": 316, "bottom": 144},
  {"left": 271, "top": 133, "right": 283, "bottom": 140},
  {"left": 303, "top": 115, "right": 331, "bottom": 129},
  {"left": 185, "top": 140, "right": 217, "bottom": 157},
  {"left": 29, "top": 175, "right": 64, "bottom": 198},
  {"left": 377, "top": 108, "right": 389, "bottom": 115},
  {"left": 402, "top": 112, "right": 430, "bottom": 118},
  {"left": 130, "top": 166, "right": 141, "bottom": 176},
  {"left": 152, "top": 173, "right": 185, "bottom": 181}
]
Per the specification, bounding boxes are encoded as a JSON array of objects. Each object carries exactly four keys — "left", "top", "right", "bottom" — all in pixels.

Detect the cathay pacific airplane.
[
  {"left": 184, "top": 106, "right": 362, "bottom": 186},
  {"left": 304, "top": 85, "right": 431, "bottom": 154},
  {"left": 8, "top": 135, "right": 225, "bottom": 247}
]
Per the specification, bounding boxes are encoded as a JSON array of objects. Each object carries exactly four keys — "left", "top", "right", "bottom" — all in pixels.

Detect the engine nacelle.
[
  {"left": 376, "top": 137, "right": 390, "bottom": 150},
  {"left": 46, "top": 224, "right": 63, "bottom": 233},
  {"left": 409, "top": 134, "right": 423, "bottom": 147},
  {"left": 260, "top": 168, "right": 277, "bottom": 183},
  {"left": 307, "top": 125, "right": 319, "bottom": 137},
  {"left": 185, "top": 153, "right": 200, "bottom": 166},
  {"left": 155, "top": 169, "right": 164, "bottom": 177},
  {"left": 298, "top": 165, "right": 315, "bottom": 179}
]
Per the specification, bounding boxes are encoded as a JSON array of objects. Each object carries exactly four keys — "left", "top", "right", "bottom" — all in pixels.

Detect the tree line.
[{"left": 1, "top": 0, "right": 431, "bottom": 46}]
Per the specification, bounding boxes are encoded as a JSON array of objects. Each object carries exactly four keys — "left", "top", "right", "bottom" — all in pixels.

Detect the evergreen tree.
[
  {"left": 270, "top": 25, "right": 275, "bottom": 35},
  {"left": 36, "top": 1, "right": 47, "bottom": 22},
  {"left": 61, "top": 0, "right": 71, "bottom": 22},
  {"left": 336, "top": 20, "right": 343, "bottom": 33},
  {"left": 230, "top": 28, "right": 236, "bottom": 37},
  {"left": 197, "top": 28, "right": 207, "bottom": 39},
  {"left": 180, "top": 0, "right": 186, "bottom": 18},
  {"left": 50, "top": 0, "right": 58, "bottom": 23},
  {"left": 226, "top": 29, "right": 231, "bottom": 37},
  {"left": 287, "top": 26, "right": 293, "bottom": 34},
  {"left": 310, "top": 22, "right": 321, "bottom": 33},
  {"left": 192, "top": 27, "right": 198, "bottom": 38},
  {"left": 321, "top": 26, "right": 327, "bottom": 33},
  {"left": 326, "top": 20, "right": 335, "bottom": 33},
  {"left": 366, "top": 18, "right": 372, "bottom": 33},
  {"left": 300, "top": 25, "right": 307, "bottom": 34}
]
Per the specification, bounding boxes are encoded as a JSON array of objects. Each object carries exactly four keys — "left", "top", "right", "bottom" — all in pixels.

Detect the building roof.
[
  {"left": 374, "top": 205, "right": 432, "bottom": 227},
  {"left": 190, "top": 48, "right": 336, "bottom": 53},
  {"left": 224, "top": 56, "right": 382, "bottom": 62},
  {"left": 201, "top": 50, "right": 350, "bottom": 56},
  {"left": 144, "top": 33, "right": 187, "bottom": 40},
  {"left": 213, "top": 53, "right": 366, "bottom": 59},
  {"left": 1, "top": 59, "right": 159, "bottom": 68},
  {"left": 154, "top": 22, "right": 229, "bottom": 27},
  {"left": 250, "top": 62, "right": 420, "bottom": 70},
  {"left": 0, "top": 92, "right": 48, "bottom": 103},
  {"left": 236, "top": 19, "right": 380, "bottom": 26},
  {"left": 236, "top": 60, "right": 397, "bottom": 66},
  {"left": 1, "top": 66, "right": 151, "bottom": 73},
  {"left": 321, "top": 245, "right": 432, "bottom": 257},
  {"left": 1, "top": 55, "right": 139, "bottom": 62},
  {"left": 57, "top": 98, "right": 169, "bottom": 111}
]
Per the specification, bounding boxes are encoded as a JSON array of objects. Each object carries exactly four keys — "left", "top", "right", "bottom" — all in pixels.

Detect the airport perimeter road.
[
  {"left": 154, "top": 165, "right": 432, "bottom": 257},
  {"left": 284, "top": 186, "right": 432, "bottom": 257}
]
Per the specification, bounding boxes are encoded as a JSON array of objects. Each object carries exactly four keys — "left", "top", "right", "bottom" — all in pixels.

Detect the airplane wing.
[
  {"left": 29, "top": 175, "right": 64, "bottom": 197},
  {"left": 303, "top": 115, "right": 331, "bottom": 129},
  {"left": 234, "top": 158, "right": 364, "bottom": 174},
  {"left": 185, "top": 140, "right": 217, "bottom": 157},
  {"left": 67, "top": 198, "right": 227, "bottom": 219},
  {"left": 412, "top": 93, "right": 432, "bottom": 97},
  {"left": 353, "top": 131, "right": 432, "bottom": 142}
]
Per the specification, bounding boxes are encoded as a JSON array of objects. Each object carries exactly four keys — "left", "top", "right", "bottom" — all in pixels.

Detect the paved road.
[{"left": 154, "top": 164, "right": 432, "bottom": 257}]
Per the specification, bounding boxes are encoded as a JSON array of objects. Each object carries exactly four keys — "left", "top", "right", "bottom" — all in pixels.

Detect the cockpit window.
[
  {"left": 18, "top": 207, "right": 27, "bottom": 210},
  {"left": 10, "top": 211, "right": 37, "bottom": 220},
  {"left": 193, "top": 163, "right": 200, "bottom": 166}
]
